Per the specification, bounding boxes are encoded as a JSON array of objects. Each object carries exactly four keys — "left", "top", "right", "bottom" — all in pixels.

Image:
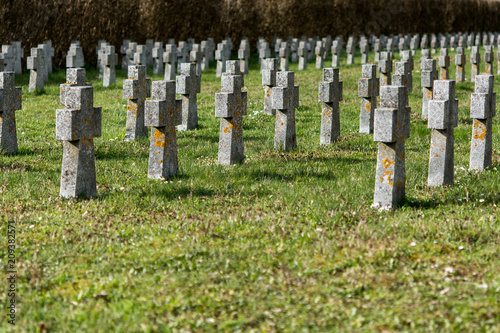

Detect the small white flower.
[
  {"left": 29, "top": 225, "right": 34, "bottom": 228},
  {"left": 459, "top": 246, "right": 464, "bottom": 250},
  {"left": 444, "top": 267, "right": 454, "bottom": 274},
  {"left": 120, "top": 187, "right": 125, "bottom": 190},
  {"left": 410, "top": 242, "right": 416, "bottom": 246}
]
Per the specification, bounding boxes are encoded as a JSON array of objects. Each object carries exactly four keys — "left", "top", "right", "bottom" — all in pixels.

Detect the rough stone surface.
[
  {"left": 176, "top": 63, "right": 200, "bottom": 131},
  {"left": 427, "top": 80, "right": 458, "bottom": 186},
  {"left": 315, "top": 41, "right": 324, "bottom": 69},
  {"left": 318, "top": 68, "right": 343, "bottom": 144},
  {"left": 470, "top": 74, "right": 496, "bottom": 170},
  {"left": 66, "top": 43, "right": 84, "bottom": 68},
  {"left": 102, "top": 45, "right": 118, "bottom": 87},
  {"left": 272, "top": 71, "right": 299, "bottom": 151},
  {"left": 297, "top": 41, "right": 307, "bottom": 71},
  {"left": 123, "top": 65, "right": 151, "bottom": 141},
  {"left": 56, "top": 81, "right": 101, "bottom": 198},
  {"left": 215, "top": 60, "right": 247, "bottom": 165},
  {"left": 152, "top": 42, "right": 164, "bottom": 76},
  {"left": 262, "top": 58, "right": 280, "bottom": 116},
  {"left": 484, "top": 45, "right": 493, "bottom": 74},
  {"left": 373, "top": 85, "right": 410, "bottom": 209},
  {"left": 0, "top": 72, "right": 22, "bottom": 154},
  {"left": 145, "top": 80, "right": 179, "bottom": 179},
  {"left": 358, "top": 64, "right": 379, "bottom": 134},
  {"left": 438, "top": 48, "right": 450, "bottom": 80}
]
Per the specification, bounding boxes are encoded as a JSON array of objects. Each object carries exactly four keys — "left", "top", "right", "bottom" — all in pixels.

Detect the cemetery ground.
[{"left": 1, "top": 50, "right": 500, "bottom": 332}]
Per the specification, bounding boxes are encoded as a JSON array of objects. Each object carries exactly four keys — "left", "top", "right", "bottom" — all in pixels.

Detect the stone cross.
[
  {"left": 427, "top": 80, "right": 458, "bottom": 186},
  {"left": 471, "top": 46, "right": 481, "bottom": 82},
  {"left": 152, "top": 42, "right": 164, "bottom": 76},
  {"left": 1, "top": 45, "right": 16, "bottom": 72},
  {"left": 297, "top": 41, "right": 307, "bottom": 71},
  {"left": 134, "top": 45, "right": 148, "bottom": 66},
  {"left": 259, "top": 41, "right": 271, "bottom": 72},
  {"left": 392, "top": 62, "right": 410, "bottom": 94},
  {"left": 120, "top": 40, "right": 131, "bottom": 70},
  {"left": 60, "top": 68, "right": 89, "bottom": 106},
  {"left": 123, "top": 65, "right": 151, "bottom": 141},
  {"left": 421, "top": 49, "right": 431, "bottom": 63},
  {"left": 373, "top": 85, "right": 410, "bottom": 209},
  {"left": 262, "top": 58, "right": 280, "bottom": 116},
  {"left": 190, "top": 43, "right": 204, "bottom": 76},
  {"left": 484, "top": 45, "right": 493, "bottom": 74},
  {"left": 102, "top": 45, "right": 117, "bottom": 87},
  {"left": 176, "top": 63, "right": 200, "bottom": 131},
  {"left": 125, "top": 42, "right": 137, "bottom": 69},
  {"left": 430, "top": 35, "right": 438, "bottom": 53},
  {"left": 66, "top": 43, "right": 84, "bottom": 68},
  {"left": 279, "top": 42, "right": 290, "bottom": 71},
  {"left": 401, "top": 51, "right": 413, "bottom": 92},
  {"left": 274, "top": 38, "right": 283, "bottom": 57},
  {"left": 319, "top": 68, "right": 343, "bottom": 144},
  {"left": 360, "top": 40, "right": 369, "bottom": 64},
  {"left": 96, "top": 40, "right": 107, "bottom": 78},
  {"left": 469, "top": 74, "right": 496, "bottom": 170},
  {"left": 272, "top": 71, "right": 299, "bottom": 151},
  {"left": 144, "top": 80, "right": 179, "bottom": 179},
  {"left": 438, "top": 48, "right": 450, "bottom": 80},
  {"left": 238, "top": 40, "right": 250, "bottom": 74},
  {"left": 455, "top": 47, "right": 466, "bottom": 82},
  {"left": 346, "top": 41, "right": 355, "bottom": 65},
  {"left": 200, "top": 40, "right": 209, "bottom": 71},
  {"left": 0, "top": 72, "right": 22, "bottom": 154},
  {"left": 164, "top": 44, "right": 177, "bottom": 81},
  {"left": 332, "top": 40, "right": 342, "bottom": 67},
  {"left": 358, "top": 64, "right": 379, "bottom": 134},
  {"left": 56, "top": 79, "right": 101, "bottom": 198},
  {"left": 27, "top": 47, "right": 45, "bottom": 92},
  {"left": 374, "top": 38, "right": 381, "bottom": 62},
  {"left": 322, "top": 36, "right": 332, "bottom": 59},
  {"left": 379, "top": 52, "right": 392, "bottom": 86},
  {"left": 223, "top": 39, "right": 232, "bottom": 60},
  {"left": 421, "top": 58, "right": 438, "bottom": 119},
  {"left": 41, "top": 42, "right": 55, "bottom": 80},
  {"left": 145, "top": 39, "right": 154, "bottom": 67},
  {"left": 215, "top": 42, "right": 227, "bottom": 77},
  {"left": 421, "top": 34, "right": 429, "bottom": 49},
  {"left": 315, "top": 41, "right": 324, "bottom": 69},
  {"left": 12, "top": 42, "right": 23, "bottom": 74},
  {"left": 215, "top": 60, "right": 247, "bottom": 165}
]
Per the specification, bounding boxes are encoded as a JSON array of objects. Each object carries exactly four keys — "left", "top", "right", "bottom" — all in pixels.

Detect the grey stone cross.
[
  {"left": 319, "top": 68, "right": 343, "bottom": 143},
  {"left": 145, "top": 80, "right": 179, "bottom": 179},
  {"left": 262, "top": 58, "right": 280, "bottom": 116},
  {"left": 123, "top": 65, "right": 151, "bottom": 141},
  {"left": 176, "top": 63, "right": 200, "bottom": 131},
  {"left": 215, "top": 60, "right": 247, "bottom": 165},
  {"left": 427, "top": 80, "right": 458, "bottom": 186},
  {"left": 272, "top": 71, "right": 299, "bottom": 151},
  {"left": 27, "top": 47, "right": 45, "bottom": 92},
  {"left": 0, "top": 72, "right": 22, "bottom": 154},
  {"left": 358, "top": 64, "right": 379, "bottom": 134}
]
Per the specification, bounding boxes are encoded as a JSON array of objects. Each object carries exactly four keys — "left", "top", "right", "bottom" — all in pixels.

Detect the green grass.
[{"left": 1, "top": 47, "right": 499, "bottom": 332}]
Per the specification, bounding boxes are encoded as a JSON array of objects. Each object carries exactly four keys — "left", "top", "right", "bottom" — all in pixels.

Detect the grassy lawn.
[{"left": 1, "top": 47, "right": 499, "bottom": 332}]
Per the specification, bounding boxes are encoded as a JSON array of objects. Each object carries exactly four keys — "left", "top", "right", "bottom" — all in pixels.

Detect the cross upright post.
[
  {"left": 123, "top": 65, "right": 151, "bottom": 141},
  {"left": 427, "top": 80, "right": 458, "bottom": 186},
  {"left": 262, "top": 58, "right": 280, "bottom": 116},
  {"left": 379, "top": 51, "right": 392, "bottom": 86},
  {"left": 215, "top": 60, "right": 247, "bottom": 165},
  {"left": 373, "top": 85, "right": 411, "bottom": 209},
  {"left": 421, "top": 58, "right": 438, "bottom": 119},
  {"left": 0, "top": 72, "right": 22, "bottom": 154},
  {"left": 176, "top": 63, "right": 200, "bottom": 131},
  {"left": 56, "top": 83, "right": 101, "bottom": 198},
  {"left": 484, "top": 45, "right": 493, "bottom": 74},
  {"left": 319, "top": 68, "right": 343, "bottom": 143},
  {"left": 315, "top": 41, "right": 324, "bottom": 69},
  {"left": 438, "top": 48, "right": 450, "bottom": 80},
  {"left": 145, "top": 80, "right": 179, "bottom": 179},
  {"left": 27, "top": 47, "right": 45, "bottom": 92},
  {"left": 471, "top": 46, "right": 481, "bottom": 82},
  {"left": 358, "top": 64, "right": 379, "bottom": 134},
  {"left": 152, "top": 42, "right": 164, "bottom": 76},
  {"left": 272, "top": 71, "right": 299, "bottom": 151},
  {"left": 102, "top": 45, "right": 118, "bottom": 87},
  {"left": 469, "top": 74, "right": 496, "bottom": 170},
  {"left": 455, "top": 47, "right": 466, "bottom": 82},
  {"left": 164, "top": 44, "right": 177, "bottom": 81}
]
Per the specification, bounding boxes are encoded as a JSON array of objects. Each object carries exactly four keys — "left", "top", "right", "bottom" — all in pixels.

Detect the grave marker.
[
  {"left": 123, "top": 65, "right": 151, "bottom": 141},
  {"left": 272, "top": 71, "right": 299, "bottom": 151},
  {"left": 319, "top": 68, "right": 343, "bottom": 144},
  {"left": 262, "top": 58, "right": 280, "bottom": 116},
  {"left": 455, "top": 47, "right": 466, "bottom": 82},
  {"left": 152, "top": 42, "right": 164, "bottom": 76},
  {"left": 315, "top": 41, "right": 324, "bottom": 69},
  {"left": 421, "top": 58, "right": 438, "bottom": 119},
  {"left": 358, "top": 64, "right": 379, "bottom": 134},
  {"left": 471, "top": 46, "right": 480, "bottom": 82},
  {"left": 427, "top": 80, "right": 458, "bottom": 186},
  {"left": 470, "top": 74, "right": 496, "bottom": 170},
  {"left": 0, "top": 72, "right": 22, "bottom": 154},
  {"left": 215, "top": 60, "right": 247, "bottom": 165},
  {"left": 27, "top": 47, "right": 45, "bottom": 92},
  {"left": 438, "top": 48, "right": 450, "bottom": 80},
  {"left": 379, "top": 52, "right": 392, "bottom": 86},
  {"left": 484, "top": 45, "right": 493, "bottom": 74},
  {"left": 164, "top": 44, "right": 177, "bottom": 81},
  {"left": 176, "top": 63, "right": 200, "bottom": 131}
]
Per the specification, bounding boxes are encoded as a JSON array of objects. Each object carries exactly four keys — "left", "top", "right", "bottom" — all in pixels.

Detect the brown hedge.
[{"left": 1, "top": 0, "right": 499, "bottom": 67}]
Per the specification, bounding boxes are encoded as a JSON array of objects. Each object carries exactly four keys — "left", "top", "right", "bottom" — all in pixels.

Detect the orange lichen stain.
[
  {"left": 366, "top": 102, "right": 371, "bottom": 109},
  {"left": 383, "top": 158, "right": 394, "bottom": 168},
  {"left": 281, "top": 122, "right": 283, "bottom": 126},
  {"left": 434, "top": 154, "right": 439, "bottom": 157},
  {"left": 427, "top": 90, "right": 432, "bottom": 99},
  {"left": 158, "top": 160, "right": 162, "bottom": 163},
  {"left": 397, "top": 180, "right": 402, "bottom": 187}
]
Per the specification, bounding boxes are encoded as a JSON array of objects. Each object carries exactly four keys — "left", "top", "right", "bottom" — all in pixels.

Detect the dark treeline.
[{"left": 1, "top": 0, "right": 499, "bottom": 67}]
